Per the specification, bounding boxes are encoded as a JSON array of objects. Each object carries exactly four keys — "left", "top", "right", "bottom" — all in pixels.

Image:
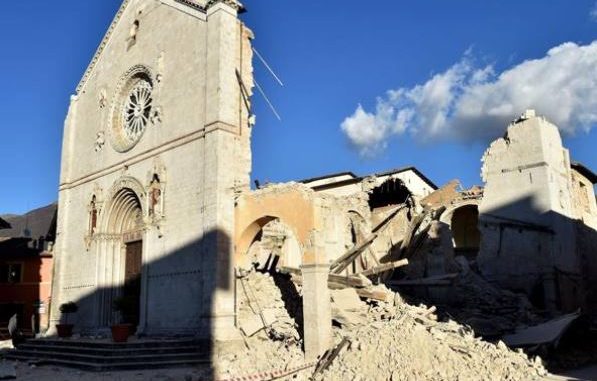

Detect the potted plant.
[
  {"left": 111, "top": 296, "right": 135, "bottom": 343},
  {"left": 56, "top": 302, "right": 78, "bottom": 338}
]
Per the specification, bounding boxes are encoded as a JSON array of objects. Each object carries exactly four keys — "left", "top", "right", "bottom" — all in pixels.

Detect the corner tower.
[
  {"left": 477, "top": 110, "right": 580, "bottom": 312},
  {"left": 51, "top": 0, "right": 254, "bottom": 341}
]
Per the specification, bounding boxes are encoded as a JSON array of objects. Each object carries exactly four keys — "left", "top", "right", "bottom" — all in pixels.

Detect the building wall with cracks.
[{"left": 477, "top": 110, "right": 597, "bottom": 313}]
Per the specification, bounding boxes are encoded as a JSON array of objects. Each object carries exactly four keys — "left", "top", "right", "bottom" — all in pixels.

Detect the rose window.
[
  {"left": 109, "top": 67, "right": 154, "bottom": 152},
  {"left": 123, "top": 79, "right": 152, "bottom": 143}
]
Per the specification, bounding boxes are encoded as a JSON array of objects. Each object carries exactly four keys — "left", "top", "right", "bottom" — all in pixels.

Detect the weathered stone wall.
[
  {"left": 477, "top": 112, "right": 583, "bottom": 312},
  {"left": 51, "top": 0, "right": 253, "bottom": 339},
  {"left": 571, "top": 169, "right": 597, "bottom": 230}
]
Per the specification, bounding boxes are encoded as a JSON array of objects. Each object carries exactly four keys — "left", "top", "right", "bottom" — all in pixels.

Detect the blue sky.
[{"left": 0, "top": 0, "right": 596, "bottom": 214}]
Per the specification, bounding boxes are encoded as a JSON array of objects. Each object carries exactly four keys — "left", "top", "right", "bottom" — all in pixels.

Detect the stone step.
[
  {"left": 25, "top": 338, "right": 203, "bottom": 349},
  {"left": 17, "top": 343, "right": 205, "bottom": 356},
  {"left": 4, "top": 338, "right": 211, "bottom": 371},
  {"left": 6, "top": 349, "right": 204, "bottom": 364},
  {"left": 5, "top": 353, "right": 209, "bottom": 372}
]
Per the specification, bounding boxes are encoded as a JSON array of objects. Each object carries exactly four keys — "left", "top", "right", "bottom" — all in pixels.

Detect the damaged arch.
[
  {"left": 236, "top": 216, "right": 303, "bottom": 271},
  {"left": 440, "top": 201, "right": 481, "bottom": 259}
]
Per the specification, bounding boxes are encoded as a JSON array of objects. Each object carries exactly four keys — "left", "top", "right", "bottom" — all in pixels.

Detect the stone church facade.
[{"left": 50, "top": 0, "right": 254, "bottom": 340}]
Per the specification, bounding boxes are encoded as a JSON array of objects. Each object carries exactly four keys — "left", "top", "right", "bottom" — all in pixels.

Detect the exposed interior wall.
[
  {"left": 477, "top": 112, "right": 583, "bottom": 312},
  {"left": 570, "top": 169, "right": 597, "bottom": 229}
]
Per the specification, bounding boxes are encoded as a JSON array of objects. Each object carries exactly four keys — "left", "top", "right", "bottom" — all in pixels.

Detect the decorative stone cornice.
[
  {"left": 206, "top": 0, "right": 244, "bottom": 12},
  {"left": 174, "top": 0, "right": 205, "bottom": 12}
]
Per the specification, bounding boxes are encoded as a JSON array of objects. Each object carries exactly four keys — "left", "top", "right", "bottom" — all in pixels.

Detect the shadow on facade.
[
  {"left": 392, "top": 196, "right": 597, "bottom": 355},
  {"left": 22, "top": 228, "right": 232, "bottom": 378}
]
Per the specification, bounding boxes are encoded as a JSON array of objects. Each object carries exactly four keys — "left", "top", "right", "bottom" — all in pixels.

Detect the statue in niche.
[
  {"left": 90, "top": 196, "right": 98, "bottom": 234},
  {"left": 127, "top": 20, "right": 140, "bottom": 50},
  {"left": 148, "top": 174, "right": 162, "bottom": 217},
  {"left": 94, "top": 132, "right": 105, "bottom": 152},
  {"left": 98, "top": 88, "right": 107, "bottom": 109}
]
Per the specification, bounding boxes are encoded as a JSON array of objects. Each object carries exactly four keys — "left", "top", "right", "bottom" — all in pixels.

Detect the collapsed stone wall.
[{"left": 221, "top": 270, "right": 548, "bottom": 381}]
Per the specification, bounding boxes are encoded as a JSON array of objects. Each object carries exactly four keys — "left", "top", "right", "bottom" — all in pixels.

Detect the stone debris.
[
  {"left": 217, "top": 271, "right": 305, "bottom": 379},
  {"left": 222, "top": 271, "right": 548, "bottom": 381},
  {"left": 437, "top": 270, "right": 541, "bottom": 337},
  {"left": 330, "top": 289, "right": 363, "bottom": 311},
  {"left": 375, "top": 185, "right": 543, "bottom": 338},
  {"left": 331, "top": 289, "right": 368, "bottom": 330},
  {"left": 317, "top": 293, "right": 548, "bottom": 381}
]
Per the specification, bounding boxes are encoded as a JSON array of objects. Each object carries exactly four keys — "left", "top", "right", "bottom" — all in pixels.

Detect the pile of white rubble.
[{"left": 218, "top": 270, "right": 548, "bottom": 381}]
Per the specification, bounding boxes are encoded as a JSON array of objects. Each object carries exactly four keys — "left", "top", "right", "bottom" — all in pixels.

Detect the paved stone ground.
[{"left": 3, "top": 362, "right": 210, "bottom": 381}]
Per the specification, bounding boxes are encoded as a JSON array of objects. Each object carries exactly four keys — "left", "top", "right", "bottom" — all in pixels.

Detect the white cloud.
[{"left": 341, "top": 41, "right": 597, "bottom": 156}]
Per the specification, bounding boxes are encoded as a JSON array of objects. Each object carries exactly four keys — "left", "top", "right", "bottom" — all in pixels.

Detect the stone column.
[{"left": 301, "top": 263, "right": 332, "bottom": 361}]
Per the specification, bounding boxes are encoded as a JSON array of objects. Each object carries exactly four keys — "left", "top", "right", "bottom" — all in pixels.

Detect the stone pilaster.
[
  {"left": 203, "top": 0, "right": 244, "bottom": 343},
  {"left": 301, "top": 263, "right": 332, "bottom": 361}
]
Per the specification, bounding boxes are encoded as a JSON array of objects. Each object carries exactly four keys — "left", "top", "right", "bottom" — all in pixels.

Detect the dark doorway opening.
[
  {"left": 368, "top": 178, "right": 412, "bottom": 210},
  {"left": 123, "top": 240, "right": 142, "bottom": 328},
  {"left": 451, "top": 205, "right": 481, "bottom": 260}
]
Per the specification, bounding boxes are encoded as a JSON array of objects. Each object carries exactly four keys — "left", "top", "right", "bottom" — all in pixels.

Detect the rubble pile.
[
  {"left": 222, "top": 271, "right": 548, "bottom": 381},
  {"left": 318, "top": 288, "right": 548, "bottom": 381},
  {"left": 441, "top": 270, "right": 541, "bottom": 337},
  {"left": 217, "top": 271, "right": 304, "bottom": 379}
]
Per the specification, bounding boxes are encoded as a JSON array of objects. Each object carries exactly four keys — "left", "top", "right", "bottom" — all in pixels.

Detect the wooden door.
[{"left": 123, "top": 240, "right": 142, "bottom": 326}]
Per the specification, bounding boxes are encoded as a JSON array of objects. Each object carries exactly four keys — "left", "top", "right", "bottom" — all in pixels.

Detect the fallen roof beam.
[
  {"left": 279, "top": 267, "right": 371, "bottom": 288},
  {"left": 388, "top": 273, "right": 459, "bottom": 287},
  {"left": 359, "top": 259, "right": 409, "bottom": 277},
  {"left": 289, "top": 275, "right": 392, "bottom": 302},
  {"left": 330, "top": 234, "right": 378, "bottom": 274}
]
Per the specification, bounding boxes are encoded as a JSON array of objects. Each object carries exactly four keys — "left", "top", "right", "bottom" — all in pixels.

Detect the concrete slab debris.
[
  {"left": 502, "top": 312, "right": 581, "bottom": 348},
  {"left": 330, "top": 289, "right": 363, "bottom": 311}
]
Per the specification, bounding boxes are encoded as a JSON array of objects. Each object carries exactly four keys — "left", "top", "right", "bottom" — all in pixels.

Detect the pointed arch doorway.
[{"left": 97, "top": 184, "right": 146, "bottom": 331}]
